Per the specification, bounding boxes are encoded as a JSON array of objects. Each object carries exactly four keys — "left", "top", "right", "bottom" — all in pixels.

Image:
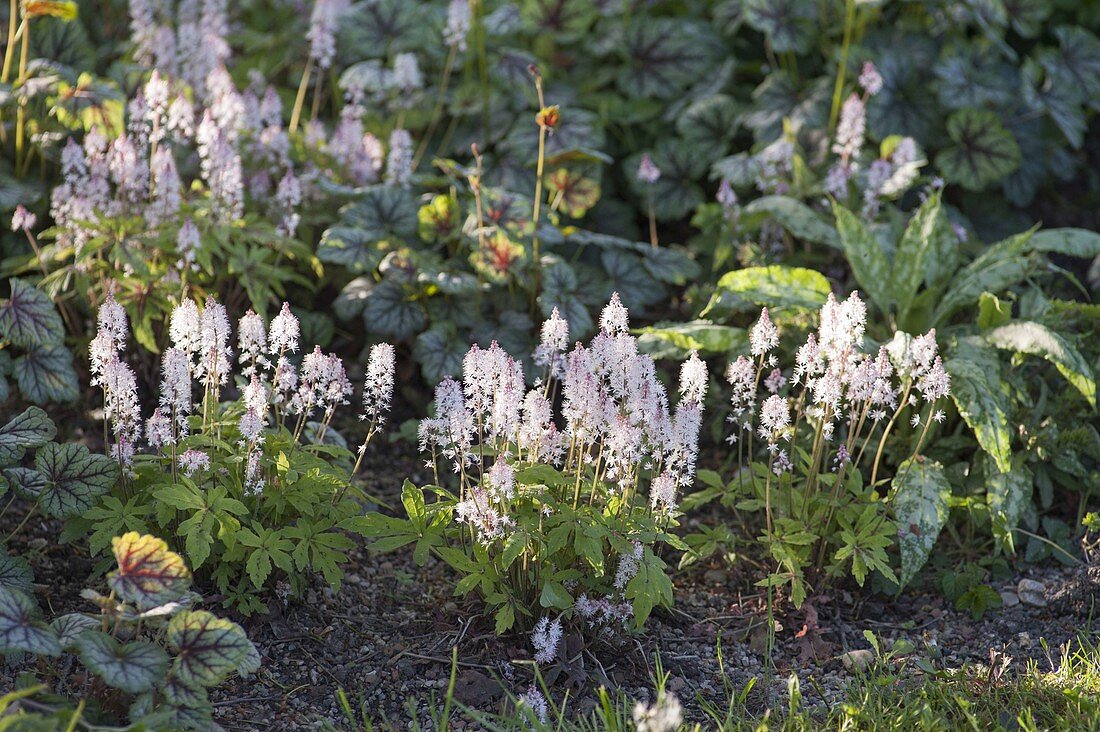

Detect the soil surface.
[{"left": 2, "top": 440, "right": 1094, "bottom": 730}]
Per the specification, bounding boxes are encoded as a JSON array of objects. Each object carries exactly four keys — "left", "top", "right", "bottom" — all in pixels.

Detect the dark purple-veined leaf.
[
  {"left": 616, "top": 19, "right": 722, "bottom": 100},
  {"left": 0, "top": 279, "right": 64, "bottom": 348},
  {"left": 12, "top": 345, "right": 79, "bottom": 404},
  {"left": 159, "top": 675, "right": 213, "bottom": 729},
  {"left": 624, "top": 141, "right": 708, "bottom": 221},
  {"left": 77, "top": 631, "right": 168, "bottom": 694},
  {"left": 935, "top": 109, "right": 1021, "bottom": 191},
  {"left": 108, "top": 532, "right": 192, "bottom": 610},
  {"left": 0, "top": 586, "right": 60, "bottom": 656},
  {"left": 0, "top": 406, "right": 56, "bottom": 465},
  {"left": 414, "top": 326, "right": 468, "bottom": 385},
  {"left": 3, "top": 467, "right": 47, "bottom": 503},
  {"left": 0, "top": 551, "right": 33, "bottom": 594},
  {"left": 933, "top": 46, "right": 1018, "bottom": 111},
  {"left": 1041, "top": 26, "right": 1100, "bottom": 103},
  {"left": 50, "top": 612, "right": 98, "bottom": 649},
  {"left": 601, "top": 249, "right": 664, "bottom": 310},
  {"left": 539, "top": 258, "right": 593, "bottom": 338},
  {"left": 168, "top": 610, "right": 253, "bottom": 686},
  {"left": 519, "top": 0, "right": 597, "bottom": 41},
  {"left": 742, "top": 0, "right": 818, "bottom": 54},
  {"left": 363, "top": 278, "right": 428, "bottom": 340},
  {"left": 865, "top": 37, "right": 940, "bottom": 145},
  {"left": 32, "top": 442, "right": 118, "bottom": 518},
  {"left": 676, "top": 94, "right": 739, "bottom": 151}
]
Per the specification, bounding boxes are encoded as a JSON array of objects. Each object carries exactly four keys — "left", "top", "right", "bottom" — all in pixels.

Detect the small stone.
[
  {"left": 1016, "top": 632, "right": 1032, "bottom": 649},
  {"left": 1017, "top": 579, "right": 1047, "bottom": 607},
  {"left": 999, "top": 591, "right": 1020, "bottom": 608},
  {"left": 704, "top": 569, "right": 725, "bottom": 585},
  {"left": 840, "top": 649, "right": 873, "bottom": 672}
]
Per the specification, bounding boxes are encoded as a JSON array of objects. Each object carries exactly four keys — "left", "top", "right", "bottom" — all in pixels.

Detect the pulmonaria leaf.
[
  {"left": 0, "top": 406, "right": 56, "bottom": 465},
  {"left": 545, "top": 168, "right": 601, "bottom": 219},
  {"left": 168, "top": 610, "right": 253, "bottom": 687},
  {"left": 703, "top": 265, "right": 830, "bottom": 319},
  {"left": 743, "top": 0, "right": 818, "bottom": 53},
  {"left": 983, "top": 321, "right": 1096, "bottom": 408},
  {"left": 33, "top": 442, "right": 119, "bottom": 519},
  {"left": 739, "top": 196, "right": 841, "bottom": 250},
  {"left": 50, "top": 613, "right": 98, "bottom": 650},
  {"left": 945, "top": 339, "right": 1013, "bottom": 474},
  {"left": 414, "top": 326, "right": 467, "bottom": 384},
  {"left": 985, "top": 458, "right": 1032, "bottom": 553},
  {"left": 362, "top": 279, "right": 427, "bottom": 341},
  {"left": 0, "top": 586, "right": 60, "bottom": 656},
  {"left": 935, "top": 109, "right": 1021, "bottom": 191},
  {"left": 12, "top": 345, "right": 80, "bottom": 405},
  {"left": 636, "top": 321, "right": 747, "bottom": 360},
  {"left": 892, "top": 458, "right": 952, "bottom": 588},
  {"left": 615, "top": 19, "right": 722, "bottom": 99},
  {"left": 0, "top": 278, "right": 65, "bottom": 348},
  {"left": 108, "top": 532, "right": 192, "bottom": 610},
  {"left": 0, "top": 551, "right": 33, "bottom": 594},
  {"left": 77, "top": 631, "right": 168, "bottom": 694}
]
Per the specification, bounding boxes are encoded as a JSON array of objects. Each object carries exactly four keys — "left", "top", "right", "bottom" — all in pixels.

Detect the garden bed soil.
[{"left": 1, "top": 442, "right": 1092, "bottom": 729}]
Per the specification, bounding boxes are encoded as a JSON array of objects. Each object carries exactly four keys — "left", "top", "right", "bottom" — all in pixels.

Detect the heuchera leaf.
[
  {"left": 77, "top": 631, "right": 168, "bottom": 694},
  {"left": 0, "top": 586, "right": 60, "bottom": 656},
  {"left": 33, "top": 442, "right": 119, "bottom": 518},
  {"left": 12, "top": 345, "right": 80, "bottom": 404},
  {"left": 935, "top": 109, "right": 1021, "bottom": 191},
  {"left": 362, "top": 279, "right": 427, "bottom": 340},
  {"left": 742, "top": 0, "right": 818, "bottom": 54},
  {"left": 413, "top": 327, "right": 467, "bottom": 384},
  {"left": 50, "top": 613, "right": 99, "bottom": 649},
  {"left": 0, "top": 406, "right": 56, "bottom": 465},
  {"left": 0, "top": 278, "right": 65, "bottom": 348},
  {"left": 892, "top": 458, "right": 952, "bottom": 588},
  {"left": 0, "top": 551, "right": 34, "bottom": 594},
  {"left": 616, "top": 19, "right": 721, "bottom": 99},
  {"left": 108, "top": 532, "right": 192, "bottom": 610},
  {"left": 168, "top": 610, "right": 253, "bottom": 686}
]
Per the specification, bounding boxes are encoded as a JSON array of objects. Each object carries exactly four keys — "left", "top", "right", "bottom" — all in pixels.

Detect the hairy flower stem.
[{"left": 289, "top": 57, "right": 315, "bottom": 134}]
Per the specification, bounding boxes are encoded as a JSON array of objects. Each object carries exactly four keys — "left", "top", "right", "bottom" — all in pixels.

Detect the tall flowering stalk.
[
  {"left": 721, "top": 292, "right": 951, "bottom": 604},
  {"left": 390, "top": 294, "right": 704, "bottom": 636}
]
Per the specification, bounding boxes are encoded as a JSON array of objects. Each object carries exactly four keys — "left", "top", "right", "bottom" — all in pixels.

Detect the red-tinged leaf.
[{"left": 108, "top": 532, "right": 191, "bottom": 610}]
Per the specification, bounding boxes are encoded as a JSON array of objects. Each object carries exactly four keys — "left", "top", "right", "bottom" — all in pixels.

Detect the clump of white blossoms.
[
  {"left": 417, "top": 294, "right": 707, "bottom": 636},
  {"left": 726, "top": 292, "right": 951, "bottom": 514},
  {"left": 90, "top": 294, "right": 395, "bottom": 494}
]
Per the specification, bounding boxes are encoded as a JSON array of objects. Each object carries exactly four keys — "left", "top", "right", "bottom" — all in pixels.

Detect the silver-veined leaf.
[
  {"left": 77, "top": 631, "right": 168, "bottom": 694},
  {"left": 0, "top": 278, "right": 65, "bottom": 348},
  {"left": 50, "top": 613, "right": 98, "bottom": 649},
  {"left": 362, "top": 279, "right": 426, "bottom": 340},
  {"left": 0, "top": 586, "right": 60, "bottom": 656},
  {"left": 0, "top": 406, "right": 56, "bottom": 465},
  {"left": 33, "top": 442, "right": 119, "bottom": 518},
  {"left": 616, "top": 19, "right": 722, "bottom": 99},
  {"left": 414, "top": 326, "right": 467, "bottom": 384},
  {"left": 935, "top": 109, "right": 1021, "bottom": 191},
  {"left": 0, "top": 551, "right": 33, "bottom": 594},
  {"left": 742, "top": 0, "right": 818, "bottom": 54},
  {"left": 12, "top": 345, "right": 79, "bottom": 404},
  {"left": 168, "top": 610, "right": 253, "bottom": 686}
]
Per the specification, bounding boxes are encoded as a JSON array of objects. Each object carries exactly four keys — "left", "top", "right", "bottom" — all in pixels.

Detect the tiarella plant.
[
  {"left": 0, "top": 531, "right": 258, "bottom": 730},
  {"left": 355, "top": 295, "right": 704, "bottom": 642},
  {"left": 686, "top": 293, "right": 951, "bottom": 605},
  {"left": 65, "top": 293, "right": 395, "bottom": 615}
]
